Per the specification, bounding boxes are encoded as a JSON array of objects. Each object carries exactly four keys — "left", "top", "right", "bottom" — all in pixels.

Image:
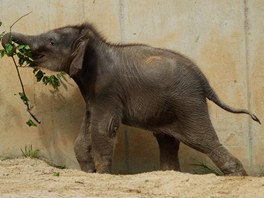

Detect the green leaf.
[
  {"left": 4, "top": 43, "right": 15, "bottom": 56},
  {"left": 0, "top": 21, "right": 2, "bottom": 26},
  {"left": 18, "top": 44, "right": 30, "bottom": 51},
  {"left": 33, "top": 68, "right": 39, "bottom": 74},
  {"left": 17, "top": 45, "right": 32, "bottom": 61},
  {"left": 56, "top": 72, "right": 65, "bottom": 79},
  {"left": 23, "top": 57, "right": 32, "bottom": 66},
  {"left": 16, "top": 50, "right": 32, "bottom": 66},
  {"left": 17, "top": 52, "right": 25, "bottom": 65},
  {"left": 17, "top": 52, "right": 24, "bottom": 59},
  {"left": 0, "top": 49, "right": 5, "bottom": 58},
  {"left": 42, "top": 75, "right": 60, "bottom": 88},
  {"left": 42, "top": 76, "right": 49, "bottom": 85},
  {"left": 19, "top": 92, "right": 29, "bottom": 104},
  {"left": 18, "top": 44, "right": 32, "bottom": 58},
  {"left": 26, "top": 119, "right": 37, "bottom": 127},
  {"left": 49, "top": 75, "right": 60, "bottom": 89},
  {"left": 25, "top": 45, "right": 30, "bottom": 50},
  {"left": 35, "top": 70, "right": 44, "bottom": 82}
]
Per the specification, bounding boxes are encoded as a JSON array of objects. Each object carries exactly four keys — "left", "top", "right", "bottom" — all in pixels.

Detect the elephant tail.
[{"left": 202, "top": 80, "right": 261, "bottom": 124}]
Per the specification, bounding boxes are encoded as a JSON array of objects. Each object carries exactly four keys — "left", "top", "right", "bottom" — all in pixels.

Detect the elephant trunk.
[
  {"left": 1, "top": 33, "right": 11, "bottom": 48},
  {"left": 1, "top": 32, "right": 34, "bottom": 49}
]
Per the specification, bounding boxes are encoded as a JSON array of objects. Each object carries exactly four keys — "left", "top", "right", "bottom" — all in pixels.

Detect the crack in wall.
[
  {"left": 243, "top": 0, "right": 253, "bottom": 168},
  {"left": 118, "top": 0, "right": 126, "bottom": 43}
]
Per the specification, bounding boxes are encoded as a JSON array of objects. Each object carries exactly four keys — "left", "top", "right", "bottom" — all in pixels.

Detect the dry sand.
[{"left": 1, "top": 158, "right": 264, "bottom": 198}]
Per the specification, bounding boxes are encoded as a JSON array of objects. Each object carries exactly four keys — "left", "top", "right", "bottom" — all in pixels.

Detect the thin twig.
[
  {"left": 10, "top": 56, "right": 29, "bottom": 109},
  {"left": 27, "top": 110, "right": 41, "bottom": 124},
  {"left": 9, "top": 11, "right": 32, "bottom": 32},
  {"left": 11, "top": 56, "right": 41, "bottom": 124}
]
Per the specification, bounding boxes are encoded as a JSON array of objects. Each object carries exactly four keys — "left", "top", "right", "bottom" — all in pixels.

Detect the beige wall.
[{"left": 0, "top": 0, "right": 263, "bottom": 175}]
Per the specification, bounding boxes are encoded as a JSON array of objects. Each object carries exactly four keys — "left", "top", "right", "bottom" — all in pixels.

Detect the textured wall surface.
[{"left": 0, "top": 0, "right": 263, "bottom": 175}]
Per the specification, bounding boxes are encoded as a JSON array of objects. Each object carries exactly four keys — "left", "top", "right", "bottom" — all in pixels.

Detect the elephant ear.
[{"left": 69, "top": 39, "right": 88, "bottom": 77}]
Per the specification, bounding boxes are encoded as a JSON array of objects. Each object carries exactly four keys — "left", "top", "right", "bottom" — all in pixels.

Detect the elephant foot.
[
  {"left": 209, "top": 145, "right": 248, "bottom": 176},
  {"left": 79, "top": 161, "right": 96, "bottom": 173},
  {"left": 225, "top": 171, "right": 248, "bottom": 176},
  {"left": 160, "top": 163, "right": 181, "bottom": 171},
  {"left": 95, "top": 162, "right": 111, "bottom": 174}
]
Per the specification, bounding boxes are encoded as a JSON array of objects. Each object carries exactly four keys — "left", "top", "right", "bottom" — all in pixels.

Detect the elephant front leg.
[
  {"left": 74, "top": 111, "right": 96, "bottom": 173},
  {"left": 91, "top": 131, "right": 117, "bottom": 173},
  {"left": 91, "top": 112, "right": 121, "bottom": 174}
]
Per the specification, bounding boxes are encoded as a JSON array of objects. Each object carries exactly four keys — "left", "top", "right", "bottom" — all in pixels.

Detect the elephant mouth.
[
  {"left": 35, "top": 54, "right": 45, "bottom": 59},
  {"left": 33, "top": 54, "right": 45, "bottom": 60},
  {"left": 30, "top": 53, "right": 46, "bottom": 66}
]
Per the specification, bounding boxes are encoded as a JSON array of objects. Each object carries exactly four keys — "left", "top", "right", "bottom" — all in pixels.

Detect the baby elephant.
[{"left": 2, "top": 23, "right": 260, "bottom": 175}]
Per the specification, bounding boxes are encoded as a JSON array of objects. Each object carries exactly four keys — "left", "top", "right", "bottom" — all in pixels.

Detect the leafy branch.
[{"left": 0, "top": 15, "right": 64, "bottom": 127}]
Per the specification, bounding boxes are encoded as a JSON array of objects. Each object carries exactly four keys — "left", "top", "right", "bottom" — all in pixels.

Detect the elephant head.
[{"left": 1, "top": 24, "right": 95, "bottom": 76}]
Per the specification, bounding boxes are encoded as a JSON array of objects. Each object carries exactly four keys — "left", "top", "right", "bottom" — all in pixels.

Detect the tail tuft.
[
  {"left": 251, "top": 114, "right": 261, "bottom": 125},
  {"left": 202, "top": 78, "right": 261, "bottom": 125}
]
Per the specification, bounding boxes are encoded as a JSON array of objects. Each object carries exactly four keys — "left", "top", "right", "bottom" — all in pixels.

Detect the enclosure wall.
[{"left": 0, "top": 0, "right": 263, "bottom": 175}]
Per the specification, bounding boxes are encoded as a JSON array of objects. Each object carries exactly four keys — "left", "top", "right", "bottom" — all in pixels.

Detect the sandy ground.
[{"left": 0, "top": 158, "right": 264, "bottom": 198}]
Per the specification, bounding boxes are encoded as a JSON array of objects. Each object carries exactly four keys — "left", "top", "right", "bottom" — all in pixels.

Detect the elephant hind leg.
[
  {"left": 172, "top": 107, "right": 247, "bottom": 176},
  {"left": 180, "top": 130, "right": 247, "bottom": 175},
  {"left": 153, "top": 132, "right": 180, "bottom": 171}
]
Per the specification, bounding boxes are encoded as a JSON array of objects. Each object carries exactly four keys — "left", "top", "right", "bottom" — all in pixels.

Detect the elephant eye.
[
  {"left": 48, "top": 38, "right": 56, "bottom": 46},
  {"left": 50, "top": 40, "right": 55, "bottom": 46}
]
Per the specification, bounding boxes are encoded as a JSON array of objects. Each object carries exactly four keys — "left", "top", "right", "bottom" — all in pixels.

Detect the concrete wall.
[{"left": 0, "top": 0, "right": 263, "bottom": 175}]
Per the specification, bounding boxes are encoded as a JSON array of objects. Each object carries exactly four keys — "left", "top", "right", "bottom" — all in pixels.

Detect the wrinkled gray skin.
[{"left": 2, "top": 23, "right": 260, "bottom": 175}]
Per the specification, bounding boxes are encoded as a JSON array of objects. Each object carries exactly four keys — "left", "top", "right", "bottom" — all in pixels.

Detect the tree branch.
[{"left": 8, "top": 12, "right": 41, "bottom": 125}]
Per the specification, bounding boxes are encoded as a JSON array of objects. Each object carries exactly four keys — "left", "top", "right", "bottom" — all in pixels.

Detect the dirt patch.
[{"left": 0, "top": 158, "right": 264, "bottom": 198}]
